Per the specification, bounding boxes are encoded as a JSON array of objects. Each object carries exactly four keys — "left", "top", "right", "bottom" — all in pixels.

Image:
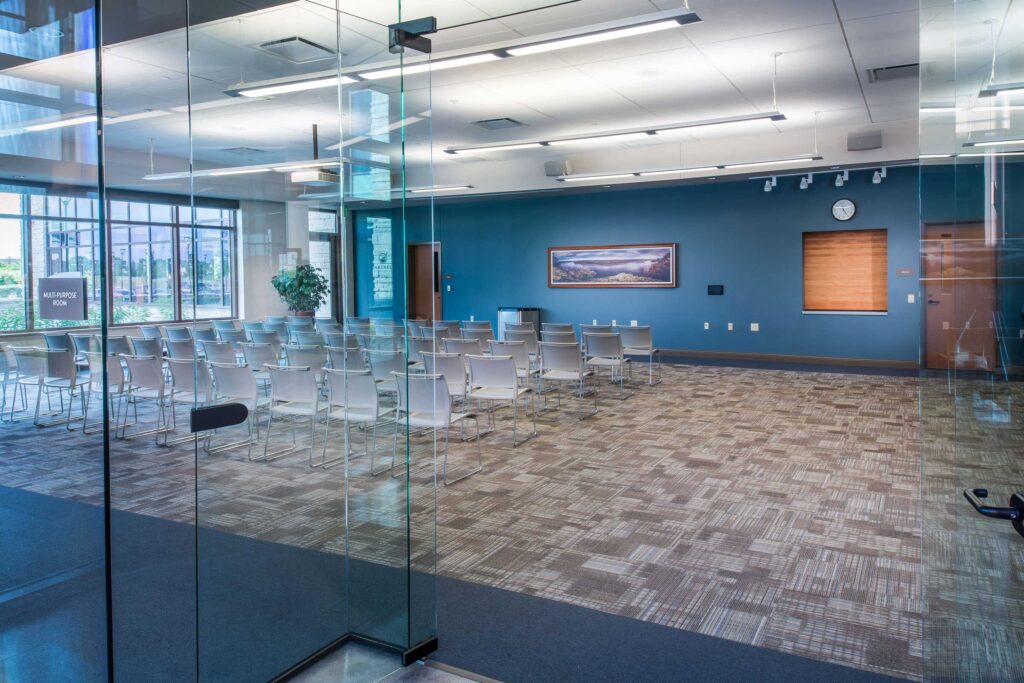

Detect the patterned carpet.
[{"left": 2, "top": 363, "right": 1023, "bottom": 681}]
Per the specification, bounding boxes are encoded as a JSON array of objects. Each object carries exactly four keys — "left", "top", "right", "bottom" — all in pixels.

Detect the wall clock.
[{"left": 832, "top": 198, "right": 856, "bottom": 221}]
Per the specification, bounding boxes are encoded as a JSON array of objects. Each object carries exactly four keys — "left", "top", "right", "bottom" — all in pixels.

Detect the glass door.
[{"left": 920, "top": 0, "right": 1024, "bottom": 679}]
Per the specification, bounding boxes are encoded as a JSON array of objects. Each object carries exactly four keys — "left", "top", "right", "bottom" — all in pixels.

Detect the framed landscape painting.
[{"left": 548, "top": 243, "right": 676, "bottom": 288}]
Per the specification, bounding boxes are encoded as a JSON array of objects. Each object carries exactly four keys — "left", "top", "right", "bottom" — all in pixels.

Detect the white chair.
[
  {"left": 407, "top": 336, "right": 437, "bottom": 371},
  {"left": 295, "top": 331, "right": 325, "bottom": 347},
  {"left": 579, "top": 324, "right": 613, "bottom": 336},
  {"left": 249, "top": 331, "right": 283, "bottom": 358},
  {"left": 199, "top": 340, "right": 238, "bottom": 365},
  {"left": 583, "top": 333, "right": 632, "bottom": 399},
  {"left": 263, "top": 322, "right": 288, "bottom": 340},
  {"left": 241, "top": 321, "right": 264, "bottom": 339},
  {"left": 193, "top": 328, "right": 218, "bottom": 343},
  {"left": 541, "top": 323, "right": 574, "bottom": 333},
  {"left": 129, "top": 336, "right": 162, "bottom": 357},
  {"left": 2, "top": 345, "right": 28, "bottom": 421},
  {"left": 284, "top": 345, "right": 327, "bottom": 383},
  {"left": 162, "top": 326, "right": 192, "bottom": 341},
  {"left": 209, "top": 361, "right": 271, "bottom": 459},
  {"left": 540, "top": 330, "right": 576, "bottom": 344},
  {"left": 462, "top": 328, "right": 495, "bottom": 343},
  {"left": 286, "top": 316, "right": 314, "bottom": 327},
  {"left": 263, "top": 365, "right": 326, "bottom": 465},
  {"left": 361, "top": 333, "right": 403, "bottom": 352},
  {"left": 105, "top": 336, "right": 132, "bottom": 356},
  {"left": 15, "top": 347, "right": 87, "bottom": 429},
  {"left": 432, "top": 320, "right": 461, "bottom": 339},
  {"left": 138, "top": 326, "right": 162, "bottom": 340},
  {"left": 504, "top": 330, "right": 539, "bottom": 365},
  {"left": 392, "top": 372, "right": 481, "bottom": 485},
  {"left": 322, "top": 369, "right": 395, "bottom": 472},
  {"left": 119, "top": 354, "right": 173, "bottom": 443},
  {"left": 504, "top": 322, "right": 534, "bottom": 334},
  {"left": 212, "top": 320, "right": 238, "bottom": 333},
  {"left": 462, "top": 320, "right": 492, "bottom": 331},
  {"left": 264, "top": 315, "right": 287, "bottom": 325},
  {"left": 405, "top": 319, "right": 427, "bottom": 336},
  {"left": 239, "top": 342, "right": 279, "bottom": 389},
  {"left": 217, "top": 328, "right": 245, "bottom": 346},
  {"left": 619, "top": 325, "right": 661, "bottom": 386},
  {"left": 164, "top": 338, "right": 196, "bottom": 360},
  {"left": 348, "top": 323, "right": 372, "bottom": 339},
  {"left": 467, "top": 354, "right": 536, "bottom": 447},
  {"left": 166, "top": 357, "right": 214, "bottom": 445},
  {"left": 367, "top": 349, "right": 406, "bottom": 396},
  {"left": 82, "top": 352, "right": 126, "bottom": 434},
  {"left": 538, "top": 341, "right": 598, "bottom": 420},
  {"left": 287, "top": 323, "right": 314, "bottom": 344},
  {"left": 326, "top": 346, "right": 366, "bottom": 372},
  {"left": 315, "top": 320, "right": 342, "bottom": 335},
  {"left": 323, "top": 332, "right": 352, "bottom": 348},
  {"left": 488, "top": 340, "right": 537, "bottom": 385},
  {"left": 443, "top": 338, "right": 483, "bottom": 356},
  {"left": 421, "top": 352, "right": 468, "bottom": 405}
]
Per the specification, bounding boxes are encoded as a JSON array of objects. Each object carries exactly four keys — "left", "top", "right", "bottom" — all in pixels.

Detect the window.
[
  {"left": 0, "top": 185, "right": 237, "bottom": 332},
  {"left": 803, "top": 229, "right": 888, "bottom": 313}
]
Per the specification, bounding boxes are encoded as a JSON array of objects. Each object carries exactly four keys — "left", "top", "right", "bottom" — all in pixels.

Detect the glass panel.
[
  {"left": 0, "top": 1, "right": 108, "bottom": 680},
  {"left": 920, "top": 0, "right": 1024, "bottom": 679}
]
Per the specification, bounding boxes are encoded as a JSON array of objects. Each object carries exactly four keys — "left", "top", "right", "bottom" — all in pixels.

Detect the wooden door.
[
  {"left": 407, "top": 243, "right": 440, "bottom": 323},
  {"left": 922, "top": 223, "right": 997, "bottom": 370}
]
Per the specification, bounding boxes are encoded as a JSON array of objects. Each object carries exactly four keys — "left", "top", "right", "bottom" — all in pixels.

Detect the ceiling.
[{"left": 0, "top": 0, "right": 1001, "bottom": 202}]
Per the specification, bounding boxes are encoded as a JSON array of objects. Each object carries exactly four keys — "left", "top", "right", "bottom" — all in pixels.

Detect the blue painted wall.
[{"left": 355, "top": 167, "right": 926, "bottom": 361}]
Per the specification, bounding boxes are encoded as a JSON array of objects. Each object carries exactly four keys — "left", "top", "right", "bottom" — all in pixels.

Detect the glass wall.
[{"left": 920, "top": 0, "right": 1024, "bottom": 679}]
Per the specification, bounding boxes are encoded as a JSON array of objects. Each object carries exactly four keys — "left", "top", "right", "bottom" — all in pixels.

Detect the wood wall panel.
[{"left": 803, "top": 229, "right": 888, "bottom": 312}]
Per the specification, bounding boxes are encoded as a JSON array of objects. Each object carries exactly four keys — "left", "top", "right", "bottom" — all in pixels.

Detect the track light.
[
  {"left": 556, "top": 156, "right": 823, "bottom": 184},
  {"left": 872, "top": 168, "right": 886, "bottom": 184},
  {"left": 799, "top": 174, "right": 812, "bottom": 190},
  {"left": 764, "top": 177, "right": 777, "bottom": 192},
  {"left": 834, "top": 170, "right": 848, "bottom": 188}
]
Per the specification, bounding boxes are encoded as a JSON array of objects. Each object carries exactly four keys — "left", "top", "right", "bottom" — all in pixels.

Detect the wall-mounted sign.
[
  {"left": 896, "top": 268, "right": 914, "bottom": 277},
  {"left": 38, "top": 276, "right": 88, "bottom": 321}
]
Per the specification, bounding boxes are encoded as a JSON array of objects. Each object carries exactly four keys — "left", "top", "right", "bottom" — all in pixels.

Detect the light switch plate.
[
  {"left": 704, "top": 322, "right": 710, "bottom": 330},
  {"left": 727, "top": 323, "right": 733, "bottom": 331},
  {"left": 750, "top": 323, "right": 760, "bottom": 332},
  {"left": 611, "top": 320, "right": 617, "bottom": 326},
  {"left": 446, "top": 285, "right": 451, "bottom": 292},
  {"left": 630, "top": 320, "right": 638, "bottom": 327},
  {"left": 907, "top": 294, "right": 915, "bottom": 304},
  {"left": 942, "top": 321, "right": 950, "bottom": 330},
  {"left": 592, "top": 319, "right": 597, "bottom": 325},
  {"left": 469, "top": 315, "right": 475, "bottom": 321}
]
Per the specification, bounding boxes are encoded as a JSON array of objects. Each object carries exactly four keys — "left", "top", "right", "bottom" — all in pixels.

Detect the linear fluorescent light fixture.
[
  {"left": 229, "top": 75, "right": 357, "bottom": 98},
  {"left": 920, "top": 154, "right": 953, "bottom": 159},
  {"left": 722, "top": 157, "right": 818, "bottom": 169},
  {"left": 556, "top": 156, "right": 822, "bottom": 183},
  {"left": 272, "top": 160, "right": 342, "bottom": 172},
  {"left": 445, "top": 111, "right": 785, "bottom": 155},
  {"left": 408, "top": 185, "right": 473, "bottom": 193},
  {"left": 503, "top": 12, "right": 699, "bottom": 56},
  {"left": 359, "top": 53, "right": 501, "bottom": 80},
  {"left": 979, "top": 81, "right": 1024, "bottom": 97},
  {"left": 963, "top": 138, "right": 1024, "bottom": 148},
  {"left": 209, "top": 168, "right": 272, "bottom": 177},
  {"left": 23, "top": 114, "right": 97, "bottom": 132}
]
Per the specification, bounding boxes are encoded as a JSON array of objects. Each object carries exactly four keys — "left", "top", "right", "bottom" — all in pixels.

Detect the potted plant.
[{"left": 271, "top": 264, "right": 329, "bottom": 317}]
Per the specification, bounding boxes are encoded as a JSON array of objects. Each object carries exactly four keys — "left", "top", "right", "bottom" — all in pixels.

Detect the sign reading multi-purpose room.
[{"left": 37, "top": 276, "right": 88, "bottom": 321}]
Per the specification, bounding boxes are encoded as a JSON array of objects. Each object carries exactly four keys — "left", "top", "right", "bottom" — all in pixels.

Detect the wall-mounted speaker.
[{"left": 708, "top": 285, "right": 724, "bottom": 295}]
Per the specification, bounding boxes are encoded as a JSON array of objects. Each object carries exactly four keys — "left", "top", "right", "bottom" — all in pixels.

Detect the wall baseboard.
[{"left": 659, "top": 348, "right": 919, "bottom": 370}]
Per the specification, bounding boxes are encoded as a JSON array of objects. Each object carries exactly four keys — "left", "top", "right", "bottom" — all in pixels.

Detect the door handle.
[
  {"left": 927, "top": 299, "right": 941, "bottom": 305},
  {"left": 963, "top": 489, "right": 1024, "bottom": 538}
]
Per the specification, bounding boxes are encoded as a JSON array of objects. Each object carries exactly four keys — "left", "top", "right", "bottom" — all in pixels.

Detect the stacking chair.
[
  {"left": 14, "top": 347, "right": 86, "bottom": 429},
  {"left": 209, "top": 362, "right": 270, "bottom": 458},
  {"left": 541, "top": 323, "right": 575, "bottom": 334},
  {"left": 166, "top": 357, "right": 213, "bottom": 445},
  {"left": 1, "top": 345, "right": 25, "bottom": 420},
  {"left": 164, "top": 338, "right": 196, "bottom": 360},
  {"left": 345, "top": 317, "right": 370, "bottom": 326},
  {"left": 42, "top": 332, "right": 71, "bottom": 351},
  {"left": 264, "top": 315, "right": 286, "bottom": 326},
  {"left": 162, "top": 326, "right": 192, "bottom": 341},
  {"left": 105, "top": 336, "right": 132, "bottom": 356},
  {"left": 119, "top": 354, "right": 172, "bottom": 443},
  {"left": 192, "top": 328, "right": 218, "bottom": 343},
  {"left": 407, "top": 336, "right": 437, "bottom": 370},
  {"left": 462, "top": 328, "right": 494, "bottom": 343},
  {"left": 138, "top": 326, "right": 162, "bottom": 340},
  {"left": 249, "top": 331, "right": 283, "bottom": 359},
  {"left": 367, "top": 349, "right": 406, "bottom": 396},
  {"left": 504, "top": 322, "right": 535, "bottom": 334},
  {"left": 322, "top": 369, "right": 395, "bottom": 472},
  {"left": 241, "top": 321, "right": 264, "bottom": 339},
  {"left": 315, "top": 320, "right": 341, "bottom": 335},
  {"left": 295, "top": 331, "right": 325, "bottom": 346},
  {"left": 443, "top": 338, "right": 483, "bottom": 357},
  {"left": 579, "top": 324, "right": 613, "bottom": 336},
  {"left": 8, "top": 346, "right": 43, "bottom": 422},
  {"left": 421, "top": 352, "right": 468, "bottom": 406},
  {"left": 619, "top": 325, "right": 661, "bottom": 386},
  {"left": 584, "top": 333, "right": 632, "bottom": 399},
  {"left": 462, "top": 320, "right": 492, "bottom": 331},
  {"left": 326, "top": 346, "right": 366, "bottom": 372},
  {"left": 467, "top": 354, "right": 536, "bottom": 447},
  {"left": 263, "top": 365, "right": 326, "bottom": 464},
  {"left": 263, "top": 321, "right": 287, "bottom": 340},
  {"left": 405, "top": 319, "right": 427, "bottom": 336},
  {"left": 287, "top": 323, "right": 313, "bottom": 344},
  {"left": 199, "top": 340, "right": 238, "bottom": 365},
  {"left": 392, "top": 372, "right": 481, "bottom": 485},
  {"left": 239, "top": 342, "right": 279, "bottom": 388},
  {"left": 217, "top": 328, "right": 245, "bottom": 346},
  {"left": 433, "top": 320, "right": 461, "bottom": 339},
  {"left": 488, "top": 340, "right": 538, "bottom": 386},
  {"left": 361, "top": 334, "right": 403, "bottom": 352},
  {"left": 348, "top": 323, "right": 372, "bottom": 338},
  {"left": 284, "top": 345, "right": 327, "bottom": 383},
  {"left": 212, "top": 320, "right": 238, "bottom": 333},
  {"left": 83, "top": 351, "right": 126, "bottom": 434},
  {"left": 538, "top": 341, "right": 598, "bottom": 419},
  {"left": 540, "top": 330, "right": 576, "bottom": 344},
  {"left": 71, "top": 333, "right": 98, "bottom": 358},
  {"left": 286, "top": 316, "right": 314, "bottom": 327},
  {"left": 504, "top": 330, "right": 539, "bottom": 365},
  {"left": 323, "top": 332, "right": 354, "bottom": 349},
  {"left": 129, "top": 336, "right": 162, "bottom": 358}
]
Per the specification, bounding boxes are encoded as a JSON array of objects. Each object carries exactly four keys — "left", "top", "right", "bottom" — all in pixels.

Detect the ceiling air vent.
[
  {"left": 256, "top": 37, "right": 336, "bottom": 64},
  {"left": 866, "top": 63, "right": 919, "bottom": 83},
  {"left": 472, "top": 118, "right": 525, "bottom": 130}
]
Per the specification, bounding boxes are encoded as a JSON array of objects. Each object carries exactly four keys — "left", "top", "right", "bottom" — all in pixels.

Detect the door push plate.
[{"left": 191, "top": 403, "right": 248, "bottom": 433}]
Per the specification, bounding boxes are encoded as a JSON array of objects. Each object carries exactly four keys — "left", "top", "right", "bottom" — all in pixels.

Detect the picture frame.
[{"left": 548, "top": 243, "right": 677, "bottom": 288}]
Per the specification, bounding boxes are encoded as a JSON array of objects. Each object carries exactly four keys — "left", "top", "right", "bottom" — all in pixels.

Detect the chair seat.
[
  {"left": 541, "top": 369, "right": 592, "bottom": 382},
  {"left": 328, "top": 406, "right": 393, "bottom": 423},
  {"left": 44, "top": 377, "right": 87, "bottom": 390},
  {"left": 217, "top": 395, "right": 270, "bottom": 411},
  {"left": 271, "top": 401, "right": 325, "bottom": 416},
  {"left": 128, "top": 387, "right": 164, "bottom": 400},
  {"left": 587, "top": 356, "right": 630, "bottom": 367},
  {"left": 623, "top": 346, "right": 656, "bottom": 355},
  {"left": 515, "top": 367, "right": 539, "bottom": 378},
  {"left": 405, "top": 410, "right": 471, "bottom": 429},
  {"left": 469, "top": 385, "right": 531, "bottom": 401}
]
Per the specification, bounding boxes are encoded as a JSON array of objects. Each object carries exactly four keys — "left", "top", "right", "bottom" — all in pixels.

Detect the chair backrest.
[
  {"left": 542, "top": 323, "right": 574, "bottom": 333},
  {"left": 540, "top": 331, "right": 576, "bottom": 344},
  {"left": 267, "top": 365, "right": 318, "bottom": 403},
  {"left": 421, "top": 352, "right": 466, "bottom": 388},
  {"left": 44, "top": 348, "right": 77, "bottom": 380},
  {"left": 324, "top": 369, "right": 378, "bottom": 411},
  {"left": 361, "top": 334, "right": 402, "bottom": 352},
  {"left": 212, "top": 319, "right": 238, "bottom": 332},
  {"left": 85, "top": 351, "right": 125, "bottom": 388},
  {"left": 504, "top": 321, "right": 535, "bottom": 333},
  {"left": 367, "top": 349, "right": 406, "bottom": 383},
  {"left": 217, "top": 328, "right": 245, "bottom": 344},
  {"left": 584, "top": 332, "right": 623, "bottom": 359},
  {"left": 284, "top": 345, "right": 326, "bottom": 372},
  {"left": 408, "top": 336, "right": 436, "bottom": 360},
  {"left": 504, "top": 330, "right": 539, "bottom": 355},
  {"left": 210, "top": 362, "right": 258, "bottom": 404},
  {"left": 71, "top": 333, "right": 99, "bottom": 355},
  {"left": 167, "top": 357, "right": 212, "bottom": 401},
  {"left": 314, "top": 319, "right": 341, "bottom": 334},
  {"left": 323, "top": 332, "right": 354, "bottom": 349},
  {"left": 263, "top": 322, "right": 287, "bottom": 338},
  {"left": 199, "top": 340, "right": 237, "bottom": 365},
  {"left": 443, "top": 338, "right": 482, "bottom": 356},
  {"left": 239, "top": 342, "right": 279, "bottom": 371},
  {"left": 326, "top": 346, "right": 366, "bottom": 372},
  {"left": 395, "top": 373, "right": 451, "bottom": 423},
  {"left": 618, "top": 325, "right": 653, "bottom": 350},
  {"left": 241, "top": 321, "right": 264, "bottom": 333},
  {"left": 249, "top": 330, "right": 283, "bottom": 354},
  {"left": 405, "top": 319, "right": 426, "bottom": 336},
  {"left": 433, "top": 320, "right": 461, "bottom": 339},
  {"left": 345, "top": 317, "right": 370, "bottom": 325},
  {"left": 462, "top": 328, "right": 494, "bottom": 343},
  {"left": 488, "top": 340, "right": 530, "bottom": 371},
  {"left": 467, "top": 354, "right": 516, "bottom": 390},
  {"left": 11, "top": 346, "right": 46, "bottom": 379},
  {"left": 263, "top": 315, "right": 286, "bottom": 325},
  {"left": 105, "top": 335, "right": 132, "bottom": 355},
  {"left": 462, "top": 320, "right": 492, "bottom": 331},
  {"left": 295, "top": 331, "right": 325, "bottom": 346},
  {"left": 286, "top": 316, "right": 313, "bottom": 327},
  {"left": 164, "top": 338, "right": 196, "bottom": 360},
  {"left": 579, "top": 324, "right": 613, "bottom": 336},
  {"left": 539, "top": 341, "right": 583, "bottom": 374},
  {"left": 122, "top": 354, "right": 165, "bottom": 391},
  {"left": 348, "top": 323, "right": 371, "bottom": 338},
  {"left": 129, "top": 336, "right": 162, "bottom": 357},
  {"left": 138, "top": 325, "right": 162, "bottom": 339},
  {"left": 192, "top": 328, "right": 218, "bottom": 342},
  {"left": 42, "top": 332, "right": 71, "bottom": 350},
  {"left": 163, "top": 326, "right": 192, "bottom": 341}
]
